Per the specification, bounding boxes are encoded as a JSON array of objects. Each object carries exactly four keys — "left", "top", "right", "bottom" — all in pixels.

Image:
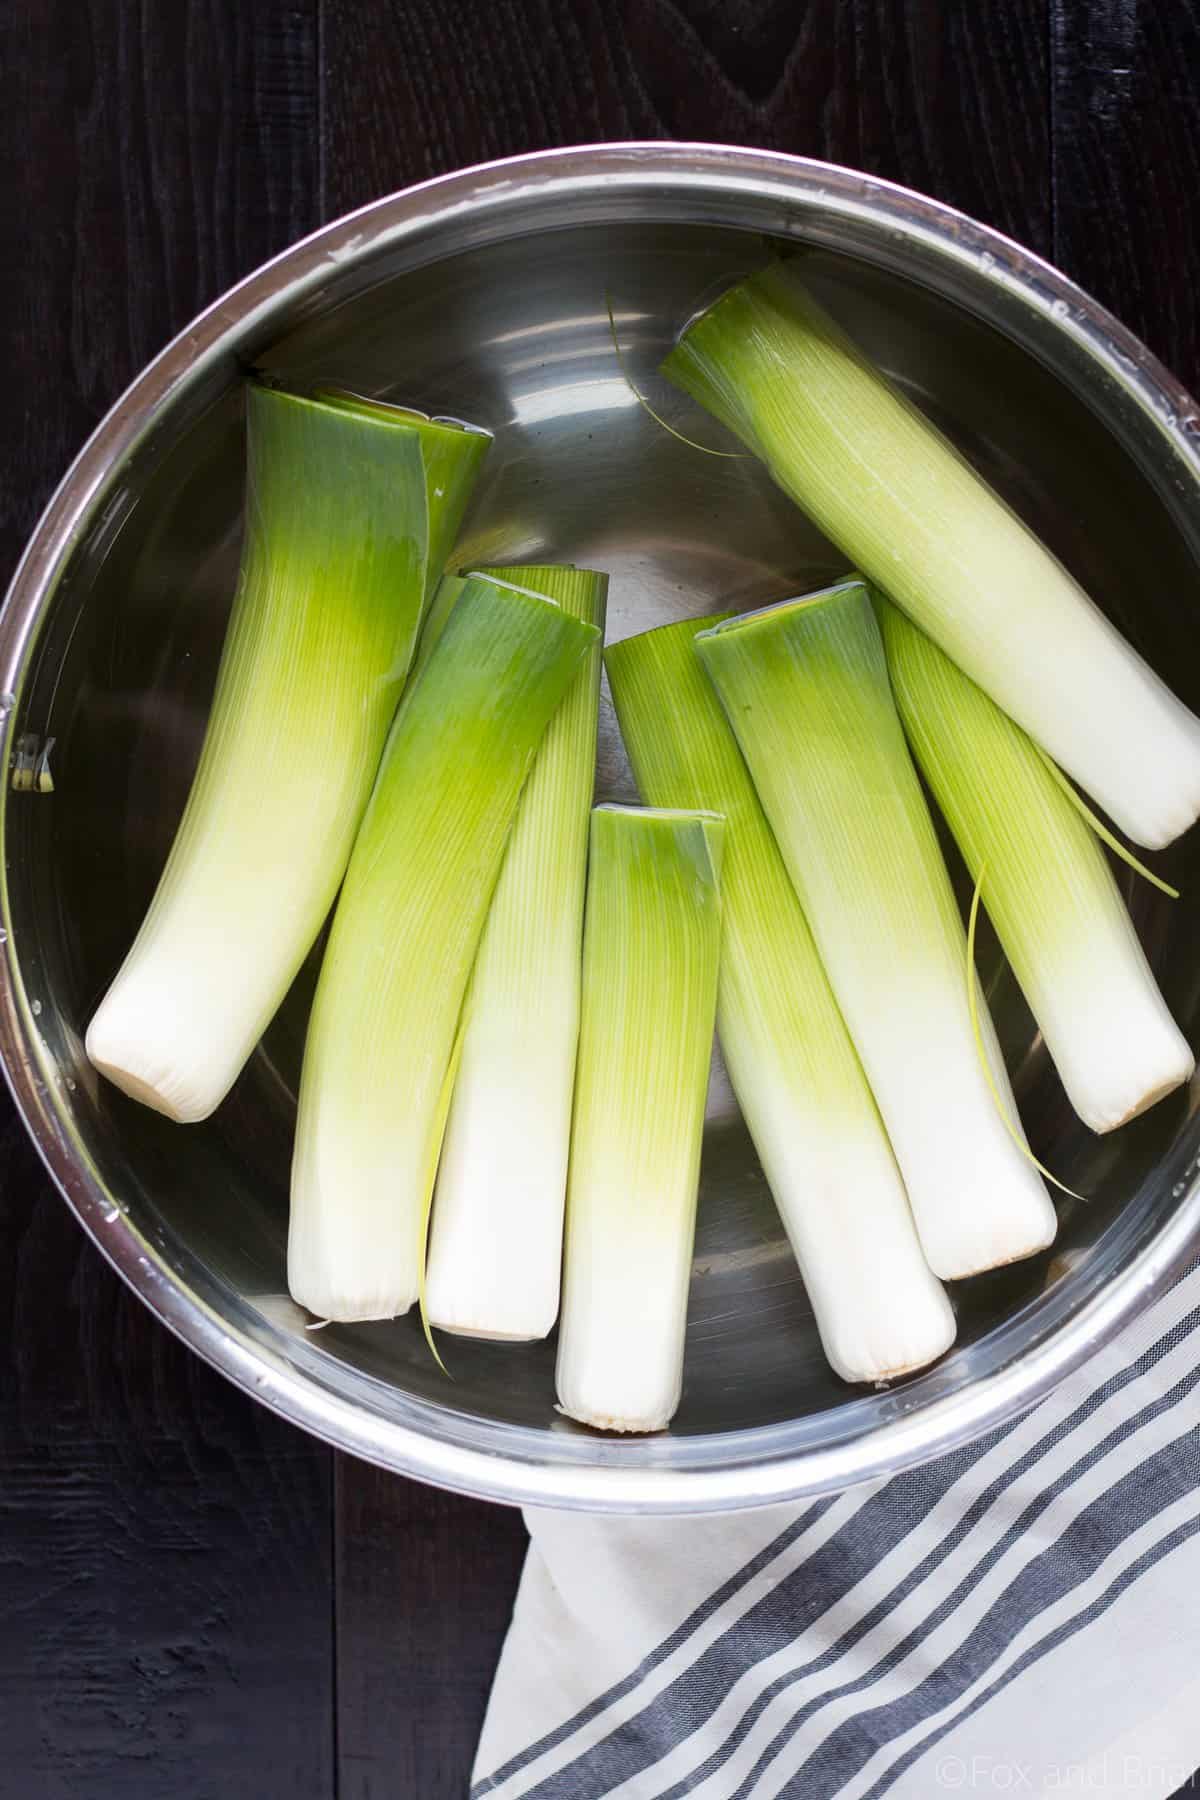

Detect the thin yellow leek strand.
[
  {"left": 606, "top": 296, "right": 744, "bottom": 460},
  {"left": 966, "top": 869, "right": 1085, "bottom": 1203},
  {"left": 1032, "top": 745, "right": 1180, "bottom": 900}
]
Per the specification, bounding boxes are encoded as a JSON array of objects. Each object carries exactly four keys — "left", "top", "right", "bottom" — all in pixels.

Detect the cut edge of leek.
[{"left": 314, "top": 386, "right": 492, "bottom": 618}]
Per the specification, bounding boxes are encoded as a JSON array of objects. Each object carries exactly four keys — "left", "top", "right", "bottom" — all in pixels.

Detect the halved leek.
[
  {"left": 410, "top": 573, "right": 467, "bottom": 682},
  {"left": 663, "top": 265, "right": 1200, "bottom": 849},
  {"left": 606, "top": 617, "right": 955, "bottom": 1382},
  {"left": 313, "top": 389, "right": 490, "bottom": 618},
  {"left": 425, "top": 564, "right": 608, "bottom": 1341},
  {"left": 696, "top": 581, "right": 1057, "bottom": 1282},
  {"left": 288, "top": 573, "right": 599, "bottom": 1324},
  {"left": 556, "top": 805, "right": 723, "bottom": 1432},
  {"left": 87, "top": 386, "right": 488, "bottom": 1123},
  {"left": 879, "top": 594, "right": 1194, "bottom": 1132}
]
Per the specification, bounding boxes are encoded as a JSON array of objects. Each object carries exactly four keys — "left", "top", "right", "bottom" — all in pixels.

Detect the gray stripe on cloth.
[
  {"left": 781, "top": 1423, "right": 1200, "bottom": 1799},
  {"left": 669, "top": 1297, "right": 1200, "bottom": 1800},
  {"left": 509, "top": 1285, "right": 1200, "bottom": 1800},
  {"left": 469, "top": 1498, "right": 839, "bottom": 1797},
  {"left": 514, "top": 1434, "right": 1015, "bottom": 1800},
  {"left": 863, "top": 1507, "right": 1200, "bottom": 1799}
]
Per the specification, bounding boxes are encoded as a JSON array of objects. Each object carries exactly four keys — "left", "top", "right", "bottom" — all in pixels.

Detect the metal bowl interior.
[{"left": 3, "top": 147, "right": 1200, "bottom": 1511}]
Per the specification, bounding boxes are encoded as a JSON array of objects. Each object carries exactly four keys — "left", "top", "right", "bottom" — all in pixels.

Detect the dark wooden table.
[{"left": 2, "top": 3, "right": 1198, "bottom": 1796}]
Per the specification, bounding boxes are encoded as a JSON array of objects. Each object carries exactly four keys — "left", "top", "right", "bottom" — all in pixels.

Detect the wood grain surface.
[
  {"left": 1, "top": 3, "right": 1197, "bottom": 1796},
  {"left": 0, "top": 6, "right": 335, "bottom": 1798},
  {"left": 1052, "top": 0, "right": 1200, "bottom": 387},
  {"left": 335, "top": 1466, "right": 528, "bottom": 1800},
  {"left": 322, "top": 0, "right": 1053, "bottom": 246}
]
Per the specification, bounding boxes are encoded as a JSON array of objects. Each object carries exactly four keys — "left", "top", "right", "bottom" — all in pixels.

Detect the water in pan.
[{"left": 24, "top": 221, "right": 1200, "bottom": 1439}]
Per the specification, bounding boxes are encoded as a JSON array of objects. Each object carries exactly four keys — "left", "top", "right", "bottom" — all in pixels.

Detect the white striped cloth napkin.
[{"left": 472, "top": 1260, "right": 1200, "bottom": 1800}]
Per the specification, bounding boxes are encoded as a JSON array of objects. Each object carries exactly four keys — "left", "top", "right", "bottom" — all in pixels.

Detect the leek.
[
  {"left": 556, "top": 805, "right": 723, "bottom": 1433},
  {"left": 879, "top": 595, "right": 1194, "bottom": 1132},
  {"left": 87, "top": 386, "right": 488, "bottom": 1123},
  {"left": 606, "top": 618, "right": 955, "bottom": 1382},
  {"left": 313, "top": 389, "right": 490, "bottom": 617},
  {"left": 425, "top": 564, "right": 608, "bottom": 1341},
  {"left": 410, "top": 573, "right": 467, "bottom": 682},
  {"left": 288, "top": 573, "right": 599, "bottom": 1323},
  {"left": 663, "top": 265, "right": 1200, "bottom": 849},
  {"left": 696, "top": 581, "right": 1058, "bottom": 1281}
]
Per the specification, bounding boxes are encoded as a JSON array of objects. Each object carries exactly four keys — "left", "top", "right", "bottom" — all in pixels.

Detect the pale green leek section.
[
  {"left": 606, "top": 617, "right": 954, "bottom": 1381},
  {"left": 662, "top": 265, "right": 1200, "bottom": 849},
  {"left": 313, "top": 390, "right": 490, "bottom": 613},
  {"left": 556, "top": 806, "right": 723, "bottom": 1432},
  {"left": 288, "top": 574, "right": 599, "bottom": 1323},
  {"left": 414, "top": 565, "right": 580, "bottom": 680},
  {"left": 696, "top": 580, "right": 1057, "bottom": 1281},
  {"left": 88, "top": 385, "right": 487, "bottom": 1123},
  {"left": 410, "top": 574, "right": 467, "bottom": 682},
  {"left": 425, "top": 564, "right": 608, "bottom": 1341},
  {"left": 879, "top": 595, "right": 1194, "bottom": 1133}
]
